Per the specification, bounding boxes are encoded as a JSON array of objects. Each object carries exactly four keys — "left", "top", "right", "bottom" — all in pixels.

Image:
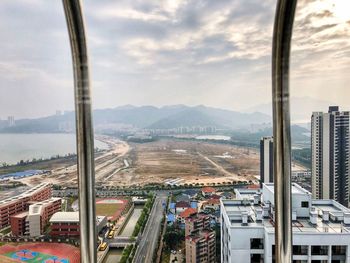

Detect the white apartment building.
[
  {"left": 311, "top": 106, "right": 350, "bottom": 207},
  {"left": 221, "top": 183, "right": 350, "bottom": 263}
]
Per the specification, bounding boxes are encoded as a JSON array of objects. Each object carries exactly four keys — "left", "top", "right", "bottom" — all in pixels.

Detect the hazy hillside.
[
  {"left": 0, "top": 105, "right": 272, "bottom": 133},
  {"left": 245, "top": 96, "right": 336, "bottom": 123}
]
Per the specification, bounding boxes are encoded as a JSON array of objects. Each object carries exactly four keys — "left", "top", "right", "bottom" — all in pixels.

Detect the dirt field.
[
  {"left": 11, "top": 137, "right": 260, "bottom": 188},
  {"left": 107, "top": 139, "right": 259, "bottom": 186}
]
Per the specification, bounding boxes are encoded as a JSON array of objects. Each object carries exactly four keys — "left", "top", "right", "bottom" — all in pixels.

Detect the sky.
[{"left": 0, "top": 0, "right": 350, "bottom": 119}]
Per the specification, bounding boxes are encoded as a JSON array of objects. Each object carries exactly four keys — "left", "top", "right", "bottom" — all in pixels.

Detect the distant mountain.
[
  {"left": 245, "top": 96, "right": 336, "bottom": 123},
  {"left": 0, "top": 105, "right": 272, "bottom": 133}
]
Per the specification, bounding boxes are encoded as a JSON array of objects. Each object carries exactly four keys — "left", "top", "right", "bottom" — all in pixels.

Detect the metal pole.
[
  {"left": 272, "top": 0, "right": 297, "bottom": 262},
  {"left": 62, "top": 1, "right": 97, "bottom": 262}
]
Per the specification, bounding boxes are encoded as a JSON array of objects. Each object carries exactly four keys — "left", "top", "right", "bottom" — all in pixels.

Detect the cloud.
[{"left": 0, "top": 0, "right": 350, "bottom": 119}]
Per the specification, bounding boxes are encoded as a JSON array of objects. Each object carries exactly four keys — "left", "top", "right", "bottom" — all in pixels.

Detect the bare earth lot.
[
  {"left": 110, "top": 139, "right": 259, "bottom": 187},
  {"left": 11, "top": 138, "right": 259, "bottom": 188}
]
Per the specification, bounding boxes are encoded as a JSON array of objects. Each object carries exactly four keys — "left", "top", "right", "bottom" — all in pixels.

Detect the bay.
[{"left": 0, "top": 133, "right": 108, "bottom": 165}]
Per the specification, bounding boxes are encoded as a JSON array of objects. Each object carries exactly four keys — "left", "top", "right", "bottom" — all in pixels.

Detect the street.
[{"left": 133, "top": 193, "right": 167, "bottom": 263}]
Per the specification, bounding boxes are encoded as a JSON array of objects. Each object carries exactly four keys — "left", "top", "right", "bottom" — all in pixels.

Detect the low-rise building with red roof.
[{"left": 201, "top": 186, "right": 216, "bottom": 197}]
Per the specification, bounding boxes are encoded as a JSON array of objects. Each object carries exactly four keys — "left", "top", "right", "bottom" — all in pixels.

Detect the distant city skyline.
[{"left": 0, "top": 0, "right": 350, "bottom": 119}]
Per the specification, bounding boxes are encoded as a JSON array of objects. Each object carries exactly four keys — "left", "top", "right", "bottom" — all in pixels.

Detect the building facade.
[
  {"left": 221, "top": 183, "right": 350, "bottom": 263},
  {"left": 10, "top": 212, "right": 28, "bottom": 236},
  {"left": 0, "top": 183, "right": 52, "bottom": 228},
  {"left": 50, "top": 212, "right": 80, "bottom": 237},
  {"left": 260, "top": 136, "right": 273, "bottom": 186},
  {"left": 312, "top": 106, "right": 350, "bottom": 206},
  {"left": 185, "top": 213, "right": 216, "bottom": 263},
  {"left": 26, "top": 198, "right": 62, "bottom": 236}
]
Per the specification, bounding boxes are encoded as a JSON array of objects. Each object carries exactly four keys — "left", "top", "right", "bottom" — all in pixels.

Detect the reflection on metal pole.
[
  {"left": 272, "top": 0, "right": 297, "bottom": 262},
  {"left": 62, "top": 1, "right": 97, "bottom": 262}
]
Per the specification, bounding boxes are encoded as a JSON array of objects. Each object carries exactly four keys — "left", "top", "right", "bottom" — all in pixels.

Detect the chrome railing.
[
  {"left": 62, "top": 0, "right": 97, "bottom": 262},
  {"left": 272, "top": 0, "right": 297, "bottom": 262},
  {"left": 61, "top": 0, "right": 297, "bottom": 261}
]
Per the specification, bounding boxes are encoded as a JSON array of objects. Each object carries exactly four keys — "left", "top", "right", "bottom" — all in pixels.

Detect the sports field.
[
  {"left": 0, "top": 243, "right": 80, "bottom": 263},
  {"left": 96, "top": 198, "right": 129, "bottom": 221}
]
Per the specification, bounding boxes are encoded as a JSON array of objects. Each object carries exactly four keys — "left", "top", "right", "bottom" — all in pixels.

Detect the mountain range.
[
  {"left": 0, "top": 105, "right": 272, "bottom": 133},
  {"left": 245, "top": 96, "right": 337, "bottom": 123}
]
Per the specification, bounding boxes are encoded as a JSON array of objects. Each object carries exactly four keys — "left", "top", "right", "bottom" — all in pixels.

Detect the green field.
[{"left": 96, "top": 203, "right": 124, "bottom": 217}]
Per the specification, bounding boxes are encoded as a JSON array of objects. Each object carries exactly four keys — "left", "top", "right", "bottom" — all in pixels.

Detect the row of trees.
[
  {"left": 132, "top": 195, "right": 155, "bottom": 237},
  {"left": 119, "top": 244, "right": 134, "bottom": 263}
]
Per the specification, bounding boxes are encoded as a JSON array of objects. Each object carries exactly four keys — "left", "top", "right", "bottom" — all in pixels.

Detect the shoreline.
[{"left": 0, "top": 133, "right": 109, "bottom": 167}]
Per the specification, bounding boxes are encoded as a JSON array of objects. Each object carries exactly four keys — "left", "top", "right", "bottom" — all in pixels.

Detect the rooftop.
[
  {"left": 50, "top": 212, "right": 79, "bottom": 223},
  {"left": 202, "top": 187, "right": 216, "bottom": 193},
  {"left": 0, "top": 183, "right": 51, "bottom": 207},
  {"left": 179, "top": 208, "right": 197, "bottom": 219},
  {"left": 221, "top": 183, "right": 350, "bottom": 234}
]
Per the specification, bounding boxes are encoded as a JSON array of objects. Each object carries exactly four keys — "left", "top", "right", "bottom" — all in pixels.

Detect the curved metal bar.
[
  {"left": 272, "top": 0, "right": 297, "bottom": 262},
  {"left": 62, "top": 1, "right": 97, "bottom": 262}
]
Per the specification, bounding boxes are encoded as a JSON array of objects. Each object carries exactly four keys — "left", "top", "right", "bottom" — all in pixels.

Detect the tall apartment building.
[
  {"left": 0, "top": 183, "right": 52, "bottom": 228},
  {"left": 311, "top": 106, "right": 350, "bottom": 206},
  {"left": 260, "top": 136, "right": 274, "bottom": 186},
  {"left": 7, "top": 116, "right": 15, "bottom": 126},
  {"left": 221, "top": 183, "right": 350, "bottom": 263},
  {"left": 185, "top": 213, "right": 216, "bottom": 263}
]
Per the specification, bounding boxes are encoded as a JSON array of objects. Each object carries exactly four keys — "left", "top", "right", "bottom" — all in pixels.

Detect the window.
[
  {"left": 332, "top": 245, "right": 346, "bottom": 256},
  {"left": 311, "top": 246, "right": 328, "bottom": 255},
  {"left": 251, "top": 238, "right": 264, "bottom": 249},
  {"left": 293, "top": 245, "right": 308, "bottom": 255},
  {"left": 301, "top": 201, "right": 309, "bottom": 208},
  {"left": 251, "top": 254, "right": 264, "bottom": 263}
]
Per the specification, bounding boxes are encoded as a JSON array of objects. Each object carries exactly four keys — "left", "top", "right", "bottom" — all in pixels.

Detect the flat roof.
[
  {"left": 11, "top": 211, "right": 28, "bottom": 219},
  {"left": 0, "top": 183, "right": 51, "bottom": 206},
  {"left": 264, "top": 183, "right": 311, "bottom": 195},
  {"left": 222, "top": 198, "right": 350, "bottom": 234},
  {"left": 50, "top": 212, "right": 79, "bottom": 223}
]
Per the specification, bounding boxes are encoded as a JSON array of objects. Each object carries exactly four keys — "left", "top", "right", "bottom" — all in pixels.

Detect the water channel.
[{"left": 102, "top": 206, "right": 143, "bottom": 263}]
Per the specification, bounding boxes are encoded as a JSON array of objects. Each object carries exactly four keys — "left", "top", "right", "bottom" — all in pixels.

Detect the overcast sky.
[{"left": 0, "top": 0, "right": 350, "bottom": 119}]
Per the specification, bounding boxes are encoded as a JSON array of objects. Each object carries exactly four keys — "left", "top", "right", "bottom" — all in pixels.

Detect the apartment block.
[
  {"left": 221, "top": 183, "right": 350, "bottom": 263},
  {"left": 260, "top": 136, "right": 274, "bottom": 186},
  {"left": 185, "top": 213, "right": 216, "bottom": 263},
  {"left": 312, "top": 106, "right": 350, "bottom": 206},
  {"left": 186, "top": 229, "right": 216, "bottom": 263}
]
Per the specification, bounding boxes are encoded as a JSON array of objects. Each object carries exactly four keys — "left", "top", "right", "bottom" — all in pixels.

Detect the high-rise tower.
[
  {"left": 311, "top": 106, "right": 350, "bottom": 206},
  {"left": 260, "top": 136, "right": 274, "bottom": 186}
]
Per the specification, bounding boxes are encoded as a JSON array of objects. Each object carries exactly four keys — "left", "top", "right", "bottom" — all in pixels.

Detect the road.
[{"left": 133, "top": 193, "right": 167, "bottom": 263}]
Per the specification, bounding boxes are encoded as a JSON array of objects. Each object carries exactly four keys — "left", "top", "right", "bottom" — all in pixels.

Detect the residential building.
[
  {"left": 202, "top": 198, "right": 221, "bottom": 211},
  {"left": 221, "top": 183, "right": 350, "bottom": 263},
  {"left": 311, "top": 106, "right": 350, "bottom": 206},
  {"left": 185, "top": 213, "right": 211, "bottom": 236},
  {"left": 186, "top": 229, "right": 216, "bottom": 263},
  {"left": 178, "top": 208, "right": 197, "bottom": 224},
  {"left": 175, "top": 201, "right": 191, "bottom": 215},
  {"left": 0, "top": 183, "right": 52, "bottom": 228},
  {"left": 7, "top": 116, "right": 15, "bottom": 126},
  {"left": 201, "top": 187, "right": 216, "bottom": 197},
  {"left": 260, "top": 136, "right": 273, "bottom": 186}
]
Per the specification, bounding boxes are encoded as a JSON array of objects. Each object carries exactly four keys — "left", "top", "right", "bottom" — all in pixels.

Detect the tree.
[{"left": 163, "top": 230, "right": 182, "bottom": 250}]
